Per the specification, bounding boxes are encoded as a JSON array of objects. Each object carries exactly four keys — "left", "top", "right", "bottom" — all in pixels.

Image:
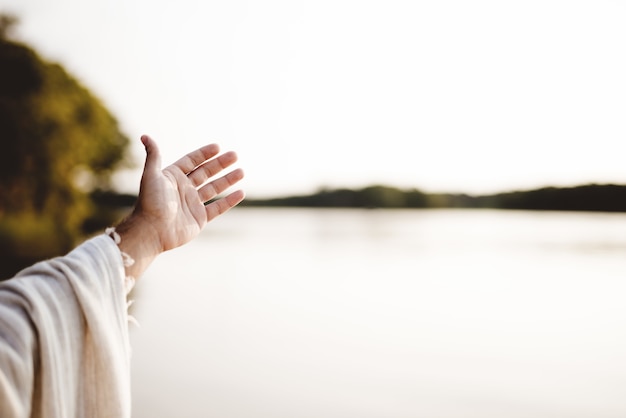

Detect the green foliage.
[
  {"left": 359, "top": 185, "right": 406, "bottom": 208},
  {"left": 244, "top": 185, "right": 429, "bottom": 209},
  {"left": 0, "top": 15, "right": 131, "bottom": 277},
  {"left": 477, "top": 184, "right": 626, "bottom": 212},
  {"left": 0, "top": 213, "right": 70, "bottom": 259},
  {"left": 244, "top": 184, "right": 626, "bottom": 212}
]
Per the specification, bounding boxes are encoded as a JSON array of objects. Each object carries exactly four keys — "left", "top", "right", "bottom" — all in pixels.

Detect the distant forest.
[{"left": 240, "top": 184, "right": 626, "bottom": 212}]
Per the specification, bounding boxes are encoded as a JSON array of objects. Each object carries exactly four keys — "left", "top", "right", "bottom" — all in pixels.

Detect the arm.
[
  {"left": 0, "top": 235, "right": 137, "bottom": 417},
  {"left": 113, "top": 135, "right": 245, "bottom": 279},
  {"left": 0, "top": 135, "right": 243, "bottom": 417}
]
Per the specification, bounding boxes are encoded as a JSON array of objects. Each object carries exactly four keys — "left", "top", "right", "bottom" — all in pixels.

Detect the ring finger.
[{"left": 198, "top": 168, "right": 245, "bottom": 203}]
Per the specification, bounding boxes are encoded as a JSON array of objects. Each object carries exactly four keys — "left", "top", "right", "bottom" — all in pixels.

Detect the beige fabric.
[{"left": 0, "top": 235, "right": 131, "bottom": 418}]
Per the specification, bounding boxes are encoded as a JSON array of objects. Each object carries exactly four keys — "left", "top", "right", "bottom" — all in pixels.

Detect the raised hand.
[
  {"left": 135, "top": 134, "right": 244, "bottom": 251},
  {"left": 115, "top": 135, "right": 245, "bottom": 278}
]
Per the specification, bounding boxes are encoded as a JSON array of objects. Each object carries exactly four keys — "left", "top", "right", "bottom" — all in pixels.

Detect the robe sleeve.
[{"left": 0, "top": 234, "right": 132, "bottom": 418}]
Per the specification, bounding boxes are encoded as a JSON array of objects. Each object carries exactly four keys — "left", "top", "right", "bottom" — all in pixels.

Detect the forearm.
[{"left": 0, "top": 235, "right": 133, "bottom": 417}]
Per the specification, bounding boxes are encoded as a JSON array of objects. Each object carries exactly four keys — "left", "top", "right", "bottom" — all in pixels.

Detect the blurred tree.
[
  {"left": 0, "top": 14, "right": 131, "bottom": 277},
  {"left": 0, "top": 13, "right": 17, "bottom": 39}
]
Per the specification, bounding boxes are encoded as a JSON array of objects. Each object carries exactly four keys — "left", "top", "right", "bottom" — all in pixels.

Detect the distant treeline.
[{"left": 241, "top": 184, "right": 626, "bottom": 212}]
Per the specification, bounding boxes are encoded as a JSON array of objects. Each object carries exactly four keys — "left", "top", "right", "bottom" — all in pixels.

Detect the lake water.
[{"left": 129, "top": 208, "right": 626, "bottom": 418}]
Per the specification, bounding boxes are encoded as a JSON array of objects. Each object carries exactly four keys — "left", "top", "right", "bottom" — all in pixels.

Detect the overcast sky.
[{"left": 3, "top": 0, "right": 626, "bottom": 197}]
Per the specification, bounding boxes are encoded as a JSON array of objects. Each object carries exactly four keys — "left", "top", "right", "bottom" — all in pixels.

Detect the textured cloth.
[{"left": 0, "top": 235, "right": 131, "bottom": 418}]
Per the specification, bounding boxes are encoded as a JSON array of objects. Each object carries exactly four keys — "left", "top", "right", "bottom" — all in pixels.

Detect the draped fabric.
[{"left": 0, "top": 235, "right": 131, "bottom": 418}]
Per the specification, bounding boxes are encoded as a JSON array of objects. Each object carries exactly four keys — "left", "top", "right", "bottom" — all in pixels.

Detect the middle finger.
[{"left": 187, "top": 151, "right": 238, "bottom": 188}]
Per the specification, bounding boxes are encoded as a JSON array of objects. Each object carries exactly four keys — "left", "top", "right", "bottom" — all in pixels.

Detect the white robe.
[{"left": 0, "top": 235, "right": 131, "bottom": 418}]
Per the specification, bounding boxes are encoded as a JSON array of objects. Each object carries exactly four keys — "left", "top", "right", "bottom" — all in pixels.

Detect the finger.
[
  {"left": 171, "top": 143, "right": 221, "bottom": 175},
  {"left": 187, "top": 151, "right": 238, "bottom": 188},
  {"left": 205, "top": 189, "right": 246, "bottom": 221},
  {"left": 198, "top": 168, "right": 244, "bottom": 203},
  {"left": 141, "top": 135, "right": 162, "bottom": 175}
]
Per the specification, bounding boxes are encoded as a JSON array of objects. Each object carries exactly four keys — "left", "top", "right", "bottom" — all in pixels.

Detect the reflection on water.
[{"left": 131, "top": 209, "right": 626, "bottom": 418}]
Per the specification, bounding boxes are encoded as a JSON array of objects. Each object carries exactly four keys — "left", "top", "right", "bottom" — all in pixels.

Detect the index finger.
[{"left": 170, "top": 143, "right": 221, "bottom": 175}]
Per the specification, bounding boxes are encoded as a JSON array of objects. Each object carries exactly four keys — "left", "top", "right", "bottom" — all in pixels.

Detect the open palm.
[{"left": 134, "top": 135, "right": 244, "bottom": 252}]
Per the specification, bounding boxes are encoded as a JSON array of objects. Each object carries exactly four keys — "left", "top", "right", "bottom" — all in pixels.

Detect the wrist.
[{"left": 108, "top": 214, "right": 163, "bottom": 279}]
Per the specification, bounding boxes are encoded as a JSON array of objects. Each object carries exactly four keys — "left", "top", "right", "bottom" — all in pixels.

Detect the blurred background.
[{"left": 1, "top": 1, "right": 626, "bottom": 417}]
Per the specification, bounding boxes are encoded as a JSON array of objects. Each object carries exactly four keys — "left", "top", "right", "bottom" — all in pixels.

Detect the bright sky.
[{"left": 3, "top": 0, "right": 626, "bottom": 197}]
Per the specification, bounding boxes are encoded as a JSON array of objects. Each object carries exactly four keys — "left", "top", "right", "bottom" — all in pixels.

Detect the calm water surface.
[{"left": 130, "top": 208, "right": 626, "bottom": 418}]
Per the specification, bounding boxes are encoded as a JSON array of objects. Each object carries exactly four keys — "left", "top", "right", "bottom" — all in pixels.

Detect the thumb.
[{"left": 141, "top": 134, "right": 162, "bottom": 175}]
